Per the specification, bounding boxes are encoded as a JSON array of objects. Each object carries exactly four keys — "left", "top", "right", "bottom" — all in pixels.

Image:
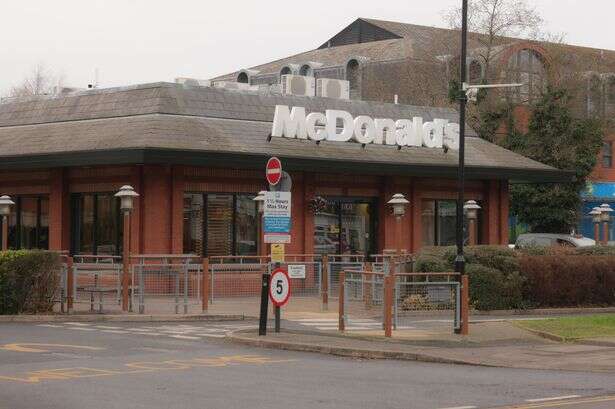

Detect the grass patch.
[{"left": 515, "top": 314, "right": 615, "bottom": 341}]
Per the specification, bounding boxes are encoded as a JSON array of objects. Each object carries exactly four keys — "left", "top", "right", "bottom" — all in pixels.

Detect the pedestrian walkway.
[{"left": 37, "top": 322, "right": 257, "bottom": 340}]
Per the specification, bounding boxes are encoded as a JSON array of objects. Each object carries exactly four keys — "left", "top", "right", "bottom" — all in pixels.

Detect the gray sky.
[{"left": 2, "top": 0, "right": 613, "bottom": 95}]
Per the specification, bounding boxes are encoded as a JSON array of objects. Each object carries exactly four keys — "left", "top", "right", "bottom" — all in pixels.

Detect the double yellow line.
[{"left": 496, "top": 394, "right": 615, "bottom": 408}]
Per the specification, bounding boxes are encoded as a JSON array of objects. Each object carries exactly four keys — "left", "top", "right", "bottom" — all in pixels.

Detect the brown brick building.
[
  {"left": 0, "top": 83, "right": 564, "bottom": 257},
  {"left": 213, "top": 17, "right": 615, "bottom": 239}
]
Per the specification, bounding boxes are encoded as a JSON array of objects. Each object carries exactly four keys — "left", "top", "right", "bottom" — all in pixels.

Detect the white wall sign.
[
  {"left": 288, "top": 264, "right": 306, "bottom": 279},
  {"left": 271, "top": 105, "right": 460, "bottom": 150}
]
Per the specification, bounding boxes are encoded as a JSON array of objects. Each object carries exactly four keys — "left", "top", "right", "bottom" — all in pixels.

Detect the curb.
[
  {"left": 0, "top": 314, "right": 246, "bottom": 323},
  {"left": 227, "top": 331, "right": 488, "bottom": 367},
  {"left": 517, "top": 326, "right": 615, "bottom": 347},
  {"left": 472, "top": 307, "right": 615, "bottom": 316}
]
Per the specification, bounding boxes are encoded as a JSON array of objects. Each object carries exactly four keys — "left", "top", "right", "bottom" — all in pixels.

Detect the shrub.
[
  {"left": 0, "top": 250, "right": 61, "bottom": 314},
  {"left": 520, "top": 255, "right": 615, "bottom": 307},
  {"left": 465, "top": 264, "right": 526, "bottom": 311},
  {"left": 413, "top": 254, "right": 451, "bottom": 273}
]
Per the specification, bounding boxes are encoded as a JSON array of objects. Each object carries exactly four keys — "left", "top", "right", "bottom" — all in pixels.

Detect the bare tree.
[
  {"left": 9, "top": 63, "right": 64, "bottom": 97},
  {"left": 443, "top": 0, "right": 543, "bottom": 81}
]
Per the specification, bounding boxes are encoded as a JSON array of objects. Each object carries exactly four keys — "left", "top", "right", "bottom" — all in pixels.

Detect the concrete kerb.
[
  {"left": 514, "top": 325, "right": 615, "bottom": 347},
  {"left": 226, "top": 329, "right": 492, "bottom": 367},
  {"left": 0, "top": 314, "right": 247, "bottom": 323}
]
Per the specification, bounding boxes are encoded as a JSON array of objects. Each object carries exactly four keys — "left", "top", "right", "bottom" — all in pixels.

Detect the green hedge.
[
  {"left": 0, "top": 250, "right": 61, "bottom": 315},
  {"left": 414, "top": 245, "right": 615, "bottom": 311}
]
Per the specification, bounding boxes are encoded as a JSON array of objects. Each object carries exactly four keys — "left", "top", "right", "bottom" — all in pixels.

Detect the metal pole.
[
  {"left": 202, "top": 258, "right": 209, "bottom": 312},
  {"left": 122, "top": 211, "right": 131, "bottom": 311},
  {"left": 603, "top": 220, "right": 609, "bottom": 245},
  {"left": 594, "top": 222, "right": 600, "bottom": 244},
  {"left": 2, "top": 215, "right": 7, "bottom": 251},
  {"left": 258, "top": 266, "right": 270, "bottom": 336},
  {"left": 455, "top": 0, "right": 469, "bottom": 334}
]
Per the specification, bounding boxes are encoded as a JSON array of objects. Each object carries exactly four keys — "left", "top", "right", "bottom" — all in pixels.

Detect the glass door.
[{"left": 314, "top": 198, "right": 376, "bottom": 256}]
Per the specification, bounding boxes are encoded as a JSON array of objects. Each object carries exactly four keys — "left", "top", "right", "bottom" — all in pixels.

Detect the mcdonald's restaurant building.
[{"left": 0, "top": 83, "right": 566, "bottom": 258}]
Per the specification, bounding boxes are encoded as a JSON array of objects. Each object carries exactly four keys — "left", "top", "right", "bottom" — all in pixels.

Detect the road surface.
[{"left": 0, "top": 321, "right": 613, "bottom": 409}]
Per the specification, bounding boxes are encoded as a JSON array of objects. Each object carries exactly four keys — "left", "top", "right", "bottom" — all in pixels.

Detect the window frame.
[
  {"left": 183, "top": 192, "right": 258, "bottom": 257},
  {"left": 0, "top": 195, "right": 49, "bottom": 250},
  {"left": 603, "top": 141, "right": 613, "bottom": 168}
]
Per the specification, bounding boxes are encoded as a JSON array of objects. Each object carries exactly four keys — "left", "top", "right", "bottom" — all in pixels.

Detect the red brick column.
[{"left": 49, "top": 168, "right": 70, "bottom": 251}]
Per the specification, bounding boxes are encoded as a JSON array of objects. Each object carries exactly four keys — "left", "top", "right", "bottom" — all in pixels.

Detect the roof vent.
[
  {"left": 281, "top": 75, "right": 315, "bottom": 97},
  {"left": 316, "top": 78, "right": 349, "bottom": 99},
  {"left": 175, "top": 77, "right": 212, "bottom": 87}
]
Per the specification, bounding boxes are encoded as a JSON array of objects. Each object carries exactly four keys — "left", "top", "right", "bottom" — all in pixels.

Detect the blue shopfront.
[{"left": 580, "top": 182, "right": 615, "bottom": 239}]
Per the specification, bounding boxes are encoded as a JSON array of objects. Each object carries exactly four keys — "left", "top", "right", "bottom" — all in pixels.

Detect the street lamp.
[
  {"left": 464, "top": 200, "right": 481, "bottom": 246},
  {"left": 589, "top": 207, "right": 602, "bottom": 244},
  {"left": 253, "top": 190, "right": 267, "bottom": 256},
  {"left": 387, "top": 193, "right": 409, "bottom": 256},
  {"left": 115, "top": 185, "right": 139, "bottom": 311},
  {"left": 0, "top": 195, "right": 14, "bottom": 251},
  {"left": 599, "top": 203, "right": 613, "bottom": 245}
]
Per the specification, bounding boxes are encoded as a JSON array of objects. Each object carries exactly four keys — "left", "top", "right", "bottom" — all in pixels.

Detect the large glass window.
[
  {"left": 506, "top": 49, "right": 546, "bottom": 103},
  {"left": 421, "top": 199, "right": 480, "bottom": 246},
  {"left": 603, "top": 141, "right": 613, "bottom": 168},
  {"left": 183, "top": 193, "right": 257, "bottom": 256},
  {"left": 313, "top": 198, "right": 375, "bottom": 256},
  {"left": 71, "top": 193, "right": 122, "bottom": 255},
  {"left": 0, "top": 195, "right": 49, "bottom": 250}
]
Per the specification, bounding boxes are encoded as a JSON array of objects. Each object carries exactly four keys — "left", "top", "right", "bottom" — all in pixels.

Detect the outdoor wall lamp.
[
  {"left": 115, "top": 185, "right": 139, "bottom": 213},
  {"left": 0, "top": 195, "right": 14, "bottom": 251},
  {"left": 387, "top": 193, "right": 409, "bottom": 218},
  {"left": 253, "top": 190, "right": 267, "bottom": 214}
]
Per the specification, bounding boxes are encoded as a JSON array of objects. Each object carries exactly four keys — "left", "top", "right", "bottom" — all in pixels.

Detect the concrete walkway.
[{"left": 229, "top": 321, "right": 615, "bottom": 373}]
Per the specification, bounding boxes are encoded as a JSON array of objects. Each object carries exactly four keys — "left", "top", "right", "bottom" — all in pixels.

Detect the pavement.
[
  {"left": 229, "top": 320, "right": 615, "bottom": 373},
  {"left": 1, "top": 320, "right": 615, "bottom": 409}
]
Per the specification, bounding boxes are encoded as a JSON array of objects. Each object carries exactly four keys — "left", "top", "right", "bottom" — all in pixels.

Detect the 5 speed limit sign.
[{"left": 269, "top": 268, "right": 291, "bottom": 307}]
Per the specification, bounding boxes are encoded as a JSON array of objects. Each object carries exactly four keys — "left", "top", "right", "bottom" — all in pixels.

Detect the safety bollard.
[
  {"left": 338, "top": 270, "right": 345, "bottom": 332},
  {"left": 460, "top": 275, "right": 469, "bottom": 335},
  {"left": 66, "top": 256, "right": 74, "bottom": 313},
  {"left": 202, "top": 258, "right": 209, "bottom": 312},
  {"left": 321, "top": 255, "right": 329, "bottom": 311}
]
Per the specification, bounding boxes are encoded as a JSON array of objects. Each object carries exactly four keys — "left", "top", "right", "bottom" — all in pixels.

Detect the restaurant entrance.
[{"left": 313, "top": 197, "right": 376, "bottom": 256}]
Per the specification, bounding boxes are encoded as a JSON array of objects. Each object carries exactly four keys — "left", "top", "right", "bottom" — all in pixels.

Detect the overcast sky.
[{"left": 2, "top": 0, "right": 614, "bottom": 95}]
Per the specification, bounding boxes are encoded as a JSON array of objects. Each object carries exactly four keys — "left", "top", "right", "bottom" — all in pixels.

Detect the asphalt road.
[{"left": 0, "top": 321, "right": 614, "bottom": 409}]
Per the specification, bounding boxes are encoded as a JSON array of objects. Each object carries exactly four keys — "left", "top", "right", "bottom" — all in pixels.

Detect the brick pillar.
[
  {"left": 171, "top": 165, "right": 184, "bottom": 254},
  {"left": 487, "top": 180, "right": 500, "bottom": 245},
  {"left": 411, "top": 180, "right": 421, "bottom": 253},
  {"left": 380, "top": 177, "right": 395, "bottom": 252},
  {"left": 142, "top": 165, "right": 173, "bottom": 254},
  {"left": 499, "top": 181, "right": 510, "bottom": 245},
  {"left": 130, "top": 165, "right": 143, "bottom": 255},
  {"left": 49, "top": 168, "right": 70, "bottom": 251},
  {"left": 303, "top": 173, "right": 315, "bottom": 255}
]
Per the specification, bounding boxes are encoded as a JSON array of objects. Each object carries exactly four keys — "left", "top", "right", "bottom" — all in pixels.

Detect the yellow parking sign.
[{"left": 271, "top": 244, "right": 285, "bottom": 263}]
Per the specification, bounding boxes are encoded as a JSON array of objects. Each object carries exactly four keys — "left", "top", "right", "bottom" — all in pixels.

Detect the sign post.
[{"left": 269, "top": 267, "right": 291, "bottom": 333}]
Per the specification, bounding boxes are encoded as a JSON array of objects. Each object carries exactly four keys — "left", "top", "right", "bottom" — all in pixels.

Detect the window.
[
  {"left": 421, "top": 199, "right": 481, "bottom": 246},
  {"left": 588, "top": 74, "right": 603, "bottom": 116},
  {"left": 603, "top": 141, "right": 613, "bottom": 168},
  {"left": 346, "top": 59, "right": 360, "bottom": 99},
  {"left": 299, "top": 64, "right": 313, "bottom": 77},
  {"left": 468, "top": 60, "right": 483, "bottom": 83},
  {"left": 183, "top": 193, "right": 257, "bottom": 256},
  {"left": 71, "top": 193, "right": 122, "bottom": 255},
  {"left": 236, "top": 72, "right": 249, "bottom": 83},
  {"left": 506, "top": 49, "right": 546, "bottom": 103},
  {"left": 607, "top": 76, "right": 615, "bottom": 105},
  {"left": 0, "top": 195, "right": 49, "bottom": 250},
  {"left": 280, "top": 66, "right": 292, "bottom": 77}
]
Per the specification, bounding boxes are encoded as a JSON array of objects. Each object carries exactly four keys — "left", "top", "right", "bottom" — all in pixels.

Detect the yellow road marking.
[
  {"left": 0, "top": 355, "right": 297, "bottom": 384},
  {"left": 0, "top": 343, "right": 105, "bottom": 353},
  {"left": 497, "top": 395, "right": 615, "bottom": 408}
]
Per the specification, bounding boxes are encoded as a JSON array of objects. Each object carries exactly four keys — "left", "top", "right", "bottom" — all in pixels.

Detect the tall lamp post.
[
  {"left": 0, "top": 195, "right": 15, "bottom": 251},
  {"left": 115, "top": 185, "right": 139, "bottom": 312},
  {"left": 464, "top": 200, "right": 481, "bottom": 246},
  {"left": 253, "top": 190, "right": 267, "bottom": 257},
  {"left": 589, "top": 207, "right": 602, "bottom": 244},
  {"left": 600, "top": 203, "right": 613, "bottom": 245}
]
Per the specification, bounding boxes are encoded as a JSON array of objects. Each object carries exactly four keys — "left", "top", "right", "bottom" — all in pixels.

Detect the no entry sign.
[
  {"left": 269, "top": 268, "right": 291, "bottom": 307},
  {"left": 266, "top": 157, "right": 282, "bottom": 186}
]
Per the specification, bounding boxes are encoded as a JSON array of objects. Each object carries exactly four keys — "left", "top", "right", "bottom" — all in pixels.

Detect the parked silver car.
[{"left": 514, "top": 233, "right": 596, "bottom": 249}]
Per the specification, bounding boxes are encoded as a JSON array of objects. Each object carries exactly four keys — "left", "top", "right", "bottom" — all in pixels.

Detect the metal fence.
[
  {"left": 339, "top": 269, "right": 386, "bottom": 331},
  {"left": 71, "top": 261, "right": 122, "bottom": 313},
  {"left": 131, "top": 262, "right": 203, "bottom": 314},
  {"left": 393, "top": 273, "right": 461, "bottom": 331}
]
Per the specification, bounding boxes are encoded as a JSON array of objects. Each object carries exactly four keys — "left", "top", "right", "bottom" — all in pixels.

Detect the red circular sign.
[
  {"left": 269, "top": 268, "right": 291, "bottom": 307},
  {"left": 266, "top": 157, "right": 282, "bottom": 186}
]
